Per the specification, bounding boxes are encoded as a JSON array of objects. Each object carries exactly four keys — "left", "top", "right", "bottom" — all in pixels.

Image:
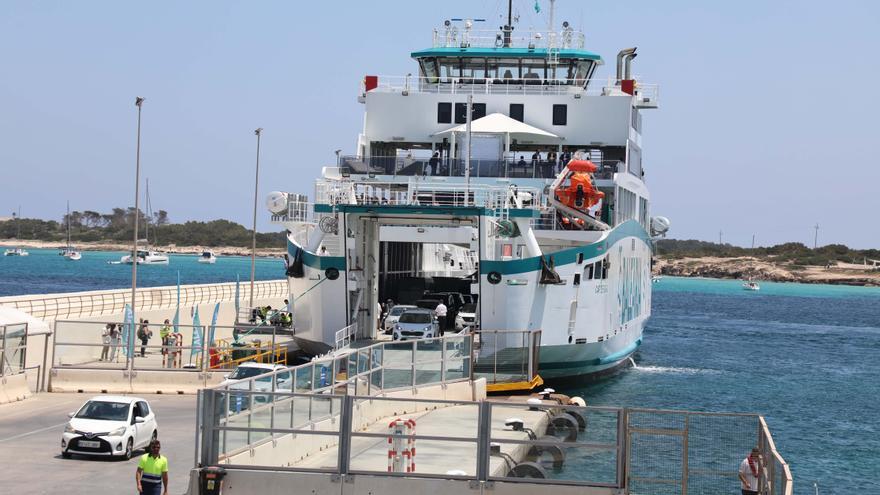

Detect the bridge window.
[
  {"left": 455, "top": 102, "right": 486, "bottom": 124},
  {"left": 437, "top": 102, "right": 452, "bottom": 124},
  {"left": 553, "top": 104, "right": 567, "bottom": 126},
  {"left": 509, "top": 103, "right": 524, "bottom": 122}
]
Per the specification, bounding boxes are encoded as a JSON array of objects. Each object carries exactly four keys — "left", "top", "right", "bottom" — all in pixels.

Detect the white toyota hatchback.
[{"left": 61, "top": 395, "right": 158, "bottom": 460}]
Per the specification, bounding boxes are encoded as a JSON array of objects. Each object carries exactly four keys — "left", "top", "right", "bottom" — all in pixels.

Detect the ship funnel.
[
  {"left": 624, "top": 51, "right": 638, "bottom": 80},
  {"left": 616, "top": 47, "right": 637, "bottom": 81}
]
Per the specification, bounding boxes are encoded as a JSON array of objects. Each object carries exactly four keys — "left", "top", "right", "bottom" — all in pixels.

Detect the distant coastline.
[
  {"left": 654, "top": 256, "right": 880, "bottom": 287},
  {"left": 0, "top": 238, "right": 285, "bottom": 257}
]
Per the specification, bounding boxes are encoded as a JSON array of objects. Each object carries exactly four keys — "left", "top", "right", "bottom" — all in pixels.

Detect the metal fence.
[
  {"left": 625, "top": 409, "right": 792, "bottom": 495},
  {"left": 195, "top": 387, "right": 791, "bottom": 494},
  {"left": 52, "top": 319, "right": 292, "bottom": 372},
  {"left": 0, "top": 279, "right": 288, "bottom": 321},
  {"left": 473, "top": 329, "right": 541, "bottom": 386},
  {"left": 0, "top": 322, "right": 28, "bottom": 376},
  {"left": 197, "top": 333, "right": 474, "bottom": 463}
]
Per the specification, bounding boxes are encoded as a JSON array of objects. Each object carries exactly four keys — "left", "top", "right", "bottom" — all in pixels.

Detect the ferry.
[{"left": 268, "top": 9, "right": 668, "bottom": 382}]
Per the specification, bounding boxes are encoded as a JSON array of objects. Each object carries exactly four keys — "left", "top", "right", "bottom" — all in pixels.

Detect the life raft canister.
[{"left": 555, "top": 160, "right": 604, "bottom": 211}]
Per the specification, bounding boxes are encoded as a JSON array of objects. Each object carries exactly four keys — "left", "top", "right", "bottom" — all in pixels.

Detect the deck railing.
[
  {"left": 336, "top": 155, "right": 623, "bottom": 181},
  {"left": 360, "top": 75, "right": 659, "bottom": 103},
  {"left": 0, "top": 279, "right": 288, "bottom": 321}
]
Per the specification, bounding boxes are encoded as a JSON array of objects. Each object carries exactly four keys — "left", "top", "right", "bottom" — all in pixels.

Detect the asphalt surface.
[{"left": 0, "top": 393, "right": 197, "bottom": 494}]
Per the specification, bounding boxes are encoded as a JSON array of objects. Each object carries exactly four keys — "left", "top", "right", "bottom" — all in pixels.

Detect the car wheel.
[
  {"left": 123, "top": 438, "right": 133, "bottom": 460},
  {"left": 61, "top": 451, "right": 71, "bottom": 459}
]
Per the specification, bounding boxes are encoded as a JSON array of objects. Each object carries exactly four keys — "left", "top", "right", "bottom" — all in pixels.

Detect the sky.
[{"left": 1, "top": 1, "right": 878, "bottom": 248}]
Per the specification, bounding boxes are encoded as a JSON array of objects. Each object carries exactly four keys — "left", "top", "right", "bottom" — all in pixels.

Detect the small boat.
[
  {"left": 652, "top": 276, "right": 662, "bottom": 283},
  {"left": 197, "top": 250, "right": 217, "bottom": 264},
  {"left": 121, "top": 250, "right": 170, "bottom": 265},
  {"left": 4, "top": 247, "right": 29, "bottom": 257},
  {"left": 61, "top": 201, "right": 82, "bottom": 261},
  {"left": 742, "top": 280, "right": 760, "bottom": 291}
]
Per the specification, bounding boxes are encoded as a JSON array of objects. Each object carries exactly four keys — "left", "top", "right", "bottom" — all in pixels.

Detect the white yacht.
[
  {"left": 198, "top": 250, "right": 217, "bottom": 264},
  {"left": 268, "top": 9, "right": 667, "bottom": 382},
  {"left": 4, "top": 247, "right": 29, "bottom": 257},
  {"left": 121, "top": 249, "right": 170, "bottom": 265}
]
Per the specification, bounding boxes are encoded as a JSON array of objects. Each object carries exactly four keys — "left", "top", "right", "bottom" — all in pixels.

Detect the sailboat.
[
  {"left": 4, "top": 207, "right": 29, "bottom": 256},
  {"left": 120, "top": 179, "right": 169, "bottom": 265},
  {"left": 61, "top": 201, "right": 82, "bottom": 260}
]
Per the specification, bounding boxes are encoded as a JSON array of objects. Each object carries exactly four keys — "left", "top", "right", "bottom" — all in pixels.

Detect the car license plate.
[{"left": 79, "top": 440, "right": 100, "bottom": 448}]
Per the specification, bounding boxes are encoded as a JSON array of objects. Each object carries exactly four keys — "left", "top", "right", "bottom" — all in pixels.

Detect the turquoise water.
[
  {"left": 3, "top": 252, "right": 878, "bottom": 493},
  {"left": 0, "top": 248, "right": 285, "bottom": 296},
  {"left": 565, "top": 277, "right": 880, "bottom": 494}
]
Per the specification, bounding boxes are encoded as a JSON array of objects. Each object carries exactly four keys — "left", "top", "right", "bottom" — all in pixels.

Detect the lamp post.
[
  {"left": 250, "top": 128, "right": 263, "bottom": 309},
  {"left": 130, "top": 96, "right": 144, "bottom": 373}
]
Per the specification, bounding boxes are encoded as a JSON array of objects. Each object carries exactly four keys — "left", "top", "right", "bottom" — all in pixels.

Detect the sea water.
[
  {"left": 0, "top": 248, "right": 284, "bottom": 296},
  {"left": 564, "top": 277, "right": 880, "bottom": 494},
  {"left": 3, "top": 252, "right": 878, "bottom": 493}
]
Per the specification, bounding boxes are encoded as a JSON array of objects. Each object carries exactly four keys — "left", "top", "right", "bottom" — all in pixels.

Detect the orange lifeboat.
[{"left": 555, "top": 160, "right": 605, "bottom": 211}]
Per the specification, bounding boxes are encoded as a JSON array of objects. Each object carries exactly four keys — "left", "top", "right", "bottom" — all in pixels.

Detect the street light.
[
  {"left": 130, "top": 96, "right": 145, "bottom": 373},
  {"left": 250, "top": 128, "right": 263, "bottom": 309}
]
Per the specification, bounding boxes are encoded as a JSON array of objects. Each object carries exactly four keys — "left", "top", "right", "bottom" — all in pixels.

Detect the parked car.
[
  {"left": 220, "top": 362, "right": 292, "bottom": 410},
  {"left": 392, "top": 308, "right": 440, "bottom": 341},
  {"left": 61, "top": 395, "right": 158, "bottom": 460},
  {"left": 455, "top": 302, "right": 478, "bottom": 331},
  {"left": 383, "top": 304, "right": 418, "bottom": 334}
]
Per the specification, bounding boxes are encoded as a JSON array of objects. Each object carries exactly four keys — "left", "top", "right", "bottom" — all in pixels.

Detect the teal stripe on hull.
[
  {"left": 537, "top": 337, "right": 643, "bottom": 380},
  {"left": 480, "top": 220, "right": 652, "bottom": 275},
  {"left": 287, "top": 240, "right": 346, "bottom": 271}
]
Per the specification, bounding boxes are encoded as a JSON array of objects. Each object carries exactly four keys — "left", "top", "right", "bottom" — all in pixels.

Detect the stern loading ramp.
[{"left": 189, "top": 334, "right": 793, "bottom": 495}]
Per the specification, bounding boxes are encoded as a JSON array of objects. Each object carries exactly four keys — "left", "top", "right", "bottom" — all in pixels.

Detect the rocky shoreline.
[
  {"left": 655, "top": 257, "right": 880, "bottom": 287},
  {"left": 0, "top": 239, "right": 286, "bottom": 258}
]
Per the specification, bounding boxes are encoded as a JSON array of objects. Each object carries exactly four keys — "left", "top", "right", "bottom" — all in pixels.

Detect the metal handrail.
[{"left": 0, "top": 279, "right": 288, "bottom": 321}]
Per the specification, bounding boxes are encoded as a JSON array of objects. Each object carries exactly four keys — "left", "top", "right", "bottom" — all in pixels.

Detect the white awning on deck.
[{"left": 433, "top": 113, "right": 560, "bottom": 140}]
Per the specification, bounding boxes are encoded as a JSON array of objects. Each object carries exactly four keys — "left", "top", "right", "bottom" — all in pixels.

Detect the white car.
[
  {"left": 392, "top": 309, "right": 440, "bottom": 341},
  {"left": 383, "top": 304, "right": 417, "bottom": 333},
  {"left": 455, "top": 302, "right": 478, "bottom": 331},
  {"left": 220, "top": 362, "right": 292, "bottom": 410},
  {"left": 61, "top": 395, "right": 158, "bottom": 460}
]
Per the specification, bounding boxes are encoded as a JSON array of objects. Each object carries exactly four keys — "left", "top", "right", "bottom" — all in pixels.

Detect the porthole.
[
  {"left": 487, "top": 271, "right": 503, "bottom": 285},
  {"left": 325, "top": 268, "right": 340, "bottom": 280}
]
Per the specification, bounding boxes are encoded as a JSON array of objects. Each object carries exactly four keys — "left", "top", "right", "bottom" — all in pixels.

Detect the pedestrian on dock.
[
  {"left": 136, "top": 439, "right": 169, "bottom": 495},
  {"left": 108, "top": 323, "right": 120, "bottom": 362},
  {"left": 100, "top": 324, "right": 112, "bottom": 361},
  {"left": 738, "top": 447, "right": 761, "bottom": 495},
  {"left": 138, "top": 319, "right": 152, "bottom": 357}
]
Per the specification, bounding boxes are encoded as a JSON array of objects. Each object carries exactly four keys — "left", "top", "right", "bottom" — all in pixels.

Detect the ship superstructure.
[{"left": 269, "top": 11, "right": 666, "bottom": 381}]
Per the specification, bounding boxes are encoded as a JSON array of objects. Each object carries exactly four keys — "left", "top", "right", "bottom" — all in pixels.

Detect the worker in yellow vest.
[{"left": 136, "top": 439, "right": 169, "bottom": 495}]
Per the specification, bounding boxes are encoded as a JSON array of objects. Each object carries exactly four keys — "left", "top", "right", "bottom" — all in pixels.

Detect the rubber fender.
[
  {"left": 545, "top": 412, "right": 579, "bottom": 442},
  {"left": 525, "top": 436, "right": 566, "bottom": 470},
  {"left": 507, "top": 461, "right": 547, "bottom": 479},
  {"left": 566, "top": 409, "right": 588, "bottom": 431}
]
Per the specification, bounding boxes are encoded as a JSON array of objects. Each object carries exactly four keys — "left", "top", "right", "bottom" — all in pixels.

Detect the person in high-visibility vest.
[{"left": 136, "top": 439, "right": 169, "bottom": 495}]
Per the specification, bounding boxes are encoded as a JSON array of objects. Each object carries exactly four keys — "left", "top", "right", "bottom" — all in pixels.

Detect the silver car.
[{"left": 392, "top": 308, "right": 439, "bottom": 341}]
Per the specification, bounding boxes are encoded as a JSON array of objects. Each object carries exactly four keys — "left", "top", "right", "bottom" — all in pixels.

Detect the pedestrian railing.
[
  {"left": 52, "top": 320, "right": 292, "bottom": 372},
  {"left": 195, "top": 384, "right": 792, "bottom": 493},
  {"left": 0, "top": 279, "right": 288, "bottom": 321}
]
